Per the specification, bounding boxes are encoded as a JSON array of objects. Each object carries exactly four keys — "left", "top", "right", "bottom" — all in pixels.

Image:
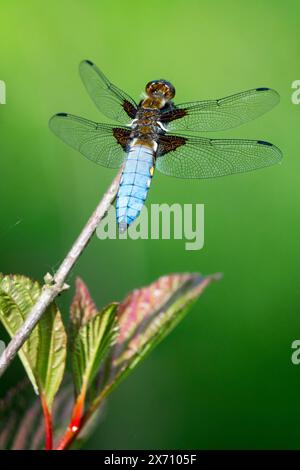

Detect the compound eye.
[
  {"left": 145, "top": 81, "right": 159, "bottom": 96},
  {"left": 164, "top": 83, "right": 175, "bottom": 99},
  {"left": 145, "top": 80, "right": 175, "bottom": 100}
]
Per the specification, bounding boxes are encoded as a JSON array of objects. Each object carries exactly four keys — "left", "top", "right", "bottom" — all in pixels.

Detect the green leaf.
[
  {"left": 0, "top": 274, "right": 67, "bottom": 410},
  {"left": 70, "top": 278, "right": 118, "bottom": 397},
  {"left": 100, "top": 272, "right": 220, "bottom": 395}
]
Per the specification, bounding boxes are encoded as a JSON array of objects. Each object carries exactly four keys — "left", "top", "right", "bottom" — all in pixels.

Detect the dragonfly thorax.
[
  {"left": 141, "top": 96, "right": 166, "bottom": 109},
  {"left": 131, "top": 107, "right": 163, "bottom": 145}
]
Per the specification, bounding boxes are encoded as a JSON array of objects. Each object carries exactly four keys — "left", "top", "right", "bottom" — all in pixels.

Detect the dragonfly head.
[{"left": 145, "top": 80, "right": 175, "bottom": 101}]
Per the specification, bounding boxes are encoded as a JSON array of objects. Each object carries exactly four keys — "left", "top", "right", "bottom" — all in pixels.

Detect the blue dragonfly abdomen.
[{"left": 116, "top": 143, "right": 154, "bottom": 232}]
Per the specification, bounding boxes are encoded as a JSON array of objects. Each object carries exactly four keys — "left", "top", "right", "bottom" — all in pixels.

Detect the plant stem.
[
  {"left": 56, "top": 364, "right": 124, "bottom": 450},
  {"left": 0, "top": 168, "right": 123, "bottom": 378},
  {"left": 41, "top": 394, "right": 53, "bottom": 450},
  {"left": 56, "top": 383, "right": 112, "bottom": 450}
]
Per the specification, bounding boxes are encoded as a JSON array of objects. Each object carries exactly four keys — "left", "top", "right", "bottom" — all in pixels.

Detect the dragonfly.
[{"left": 49, "top": 60, "right": 282, "bottom": 232}]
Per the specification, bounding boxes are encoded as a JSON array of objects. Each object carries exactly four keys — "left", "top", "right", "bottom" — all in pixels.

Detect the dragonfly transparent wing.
[
  {"left": 160, "top": 88, "right": 280, "bottom": 132},
  {"left": 156, "top": 132, "right": 282, "bottom": 179},
  {"left": 49, "top": 113, "right": 130, "bottom": 168},
  {"left": 79, "top": 60, "right": 138, "bottom": 124}
]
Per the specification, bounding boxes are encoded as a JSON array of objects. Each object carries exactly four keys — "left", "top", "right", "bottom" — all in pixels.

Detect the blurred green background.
[{"left": 1, "top": 0, "right": 300, "bottom": 450}]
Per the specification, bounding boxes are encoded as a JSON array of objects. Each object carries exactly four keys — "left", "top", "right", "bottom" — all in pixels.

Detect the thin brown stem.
[{"left": 0, "top": 168, "right": 122, "bottom": 377}]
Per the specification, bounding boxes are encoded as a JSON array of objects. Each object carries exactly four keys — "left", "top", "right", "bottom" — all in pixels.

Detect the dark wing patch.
[
  {"left": 158, "top": 134, "right": 187, "bottom": 156},
  {"left": 123, "top": 100, "right": 137, "bottom": 119},
  {"left": 113, "top": 127, "right": 131, "bottom": 150},
  {"left": 257, "top": 139, "right": 273, "bottom": 146},
  {"left": 159, "top": 107, "right": 187, "bottom": 124}
]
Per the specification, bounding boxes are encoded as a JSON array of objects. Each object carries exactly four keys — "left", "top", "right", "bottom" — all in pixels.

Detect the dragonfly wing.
[
  {"left": 160, "top": 88, "right": 280, "bottom": 132},
  {"left": 79, "top": 60, "right": 138, "bottom": 124},
  {"left": 156, "top": 132, "right": 282, "bottom": 179},
  {"left": 49, "top": 113, "right": 130, "bottom": 168}
]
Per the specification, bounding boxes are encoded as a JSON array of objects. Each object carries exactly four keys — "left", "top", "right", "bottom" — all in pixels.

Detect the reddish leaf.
[{"left": 97, "top": 272, "right": 220, "bottom": 395}]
